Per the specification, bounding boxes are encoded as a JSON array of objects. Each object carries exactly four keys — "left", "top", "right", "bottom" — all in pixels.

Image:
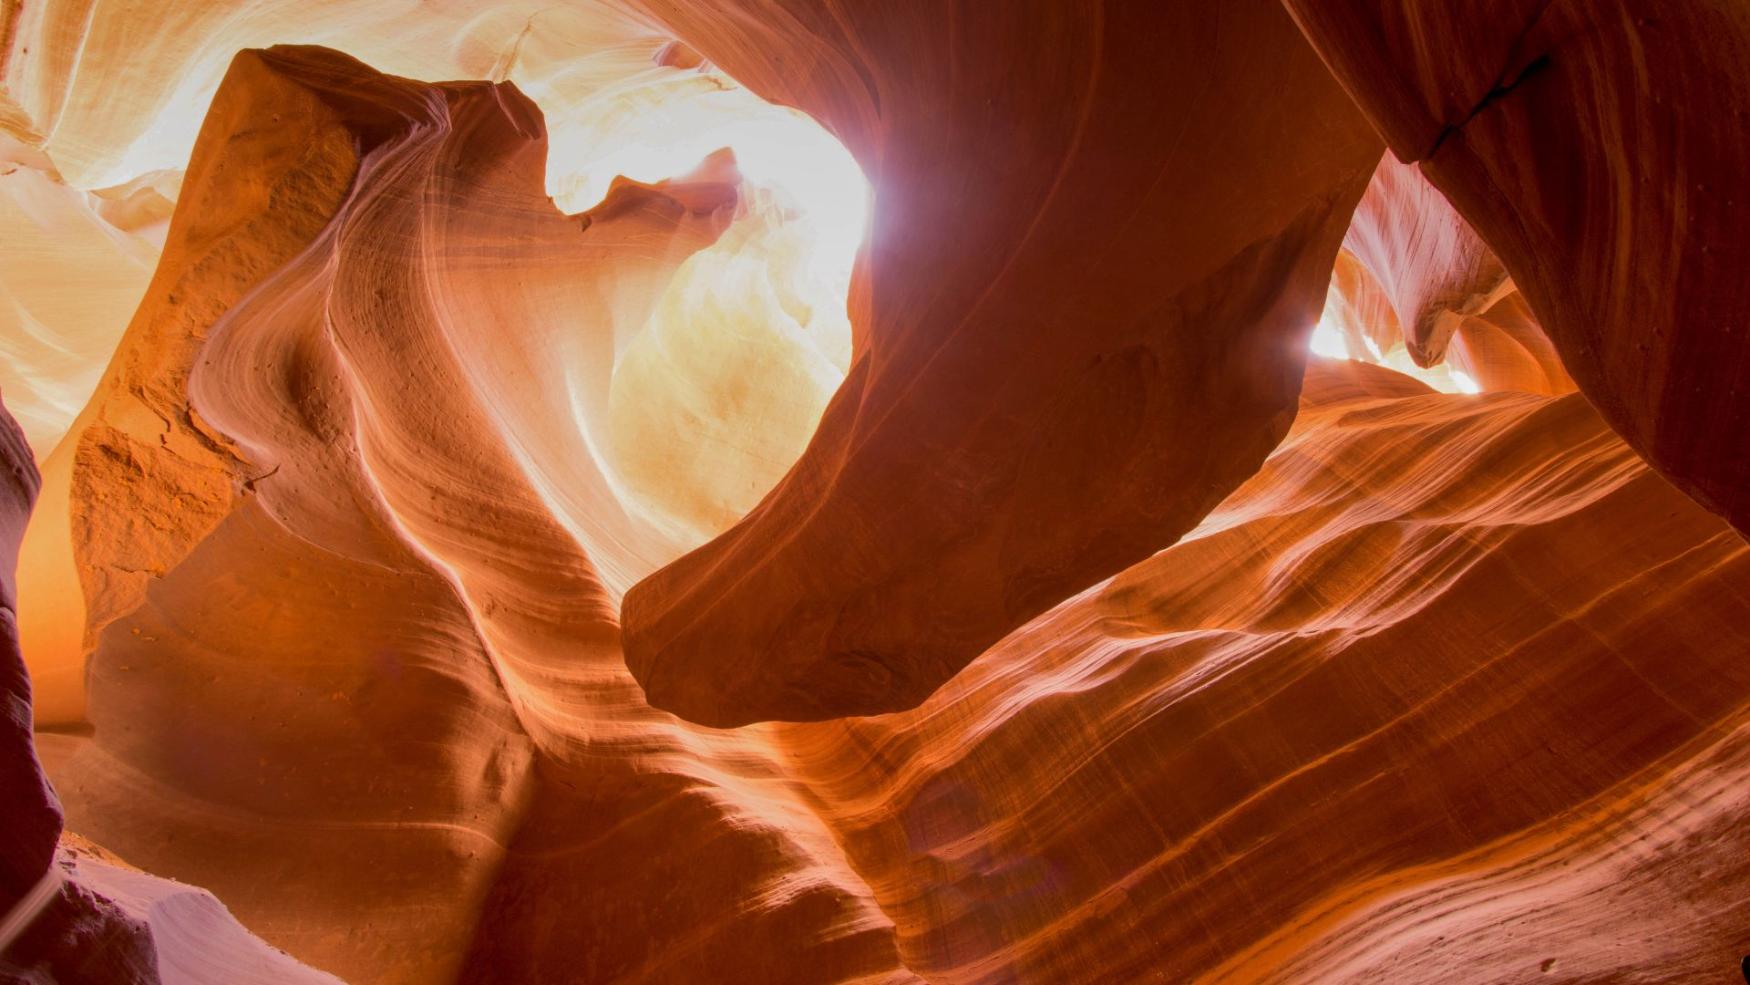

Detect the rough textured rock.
[
  {"left": 622, "top": 0, "right": 1384, "bottom": 725},
  {"left": 1283, "top": 0, "right": 1750, "bottom": 535},
  {"left": 51, "top": 836, "right": 344, "bottom": 985}
]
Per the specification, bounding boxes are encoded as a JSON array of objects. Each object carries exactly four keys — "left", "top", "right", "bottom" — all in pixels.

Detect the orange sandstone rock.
[
  {"left": 0, "top": 5, "right": 1744, "bottom": 983},
  {"left": 37, "top": 46, "right": 906, "bottom": 984},
  {"left": 770, "top": 358, "right": 1750, "bottom": 982}
]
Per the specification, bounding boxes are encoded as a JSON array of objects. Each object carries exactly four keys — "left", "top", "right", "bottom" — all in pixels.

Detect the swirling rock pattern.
[
  {"left": 0, "top": 3, "right": 1745, "bottom": 984},
  {"left": 35, "top": 46, "right": 905, "bottom": 985},
  {"left": 1341, "top": 154, "right": 1512, "bottom": 369},
  {"left": 773, "top": 357, "right": 1750, "bottom": 982}
]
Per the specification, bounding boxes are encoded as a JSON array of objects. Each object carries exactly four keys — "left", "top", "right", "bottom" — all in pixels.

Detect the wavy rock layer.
[
  {"left": 2, "top": 6, "right": 1746, "bottom": 985},
  {"left": 37, "top": 47, "right": 904, "bottom": 985},
  {"left": 1283, "top": 0, "right": 1750, "bottom": 536},
  {"left": 773, "top": 358, "right": 1750, "bottom": 983},
  {"left": 622, "top": 0, "right": 1384, "bottom": 725},
  {"left": 1341, "top": 154, "right": 1510, "bottom": 368}
]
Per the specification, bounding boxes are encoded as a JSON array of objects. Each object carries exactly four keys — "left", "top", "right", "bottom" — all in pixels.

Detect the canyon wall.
[
  {"left": 0, "top": 2, "right": 1745, "bottom": 983},
  {"left": 1283, "top": 0, "right": 1750, "bottom": 536}
]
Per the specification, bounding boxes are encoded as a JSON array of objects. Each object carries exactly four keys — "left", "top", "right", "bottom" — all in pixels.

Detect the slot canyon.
[{"left": 1, "top": 1, "right": 1747, "bottom": 982}]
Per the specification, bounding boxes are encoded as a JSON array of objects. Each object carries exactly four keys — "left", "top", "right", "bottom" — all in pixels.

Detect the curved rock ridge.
[
  {"left": 2, "top": 1, "right": 865, "bottom": 492},
  {"left": 23, "top": 835, "right": 345, "bottom": 985},
  {"left": 0, "top": 5, "right": 1744, "bottom": 984},
  {"left": 768, "top": 357, "right": 1750, "bottom": 983},
  {"left": 1282, "top": 0, "right": 1750, "bottom": 536},
  {"left": 36, "top": 46, "right": 906, "bottom": 984},
  {"left": 622, "top": 0, "right": 1385, "bottom": 725},
  {"left": 9, "top": 3, "right": 868, "bottom": 720}
]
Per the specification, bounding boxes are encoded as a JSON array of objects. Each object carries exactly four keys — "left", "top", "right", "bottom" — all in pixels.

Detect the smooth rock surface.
[{"left": 623, "top": 0, "right": 1384, "bottom": 725}]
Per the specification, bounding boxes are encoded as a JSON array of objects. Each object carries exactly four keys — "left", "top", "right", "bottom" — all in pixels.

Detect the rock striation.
[
  {"left": 773, "top": 357, "right": 1750, "bottom": 981},
  {"left": 1316, "top": 156, "right": 1574, "bottom": 396},
  {"left": 29, "top": 45, "right": 904, "bottom": 985},
  {"left": 0, "top": 4, "right": 1745, "bottom": 984}
]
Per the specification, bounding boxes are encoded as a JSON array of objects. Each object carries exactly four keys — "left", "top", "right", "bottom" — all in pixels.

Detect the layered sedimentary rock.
[
  {"left": 8, "top": 2, "right": 868, "bottom": 721},
  {"left": 1315, "top": 249, "right": 1517, "bottom": 396},
  {"left": 1282, "top": 0, "right": 1750, "bottom": 535},
  {"left": 0, "top": 394, "right": 158, "bottom": 985},
  {"left": 1341, "top": 154, "right": 1511, "bottom": 369},
  {"left": 33, "top": 46, "right": 904, "bottom": 985},
  {"left": 773, "top": 358, "right": 1750, "bottom": 982},
  {"left": 5, "top": 395, "right": 319, "bottom": 984},
  {"left": 622, "top": 0, "right": 1384, "bottom": 725},
  {"left": 1, "top": 2, "right": 1747, "bottom": 984}
]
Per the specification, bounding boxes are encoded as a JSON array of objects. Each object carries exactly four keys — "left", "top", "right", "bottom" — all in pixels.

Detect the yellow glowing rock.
[
  {"left": 609, "top": 198, "right": 853, "bottom": 543},
  {"left": 0, "top": 166, "right": 160, "bottom": 457}
]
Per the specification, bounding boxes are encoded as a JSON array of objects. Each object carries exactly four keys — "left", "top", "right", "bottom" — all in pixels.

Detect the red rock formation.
[
  {"left": 622, "top": 0, "right": 1384, "bottom": 725},
  {"left": 1341, "top": 154, "right": 1512, "bottom": 369},
  {"left": 1282, "top": 0, "right": 1750, "bottom": 535},
  {"left": 1313, "top": 154, "right": 1574, "bottom": 396}
]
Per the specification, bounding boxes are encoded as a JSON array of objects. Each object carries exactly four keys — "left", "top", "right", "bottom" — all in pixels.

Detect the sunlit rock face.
[
  {"left": 1310, "top": 155, "right": 1575, "bottom": 397},
  {"left": 0, "top": 163, "right": 165, "bottom": 457},
  {"left": 0, "top": 2, "right": 1747, "bottom": 984},
  {"left": 22, "top": 46, "right": 899, "bottom": 985}
]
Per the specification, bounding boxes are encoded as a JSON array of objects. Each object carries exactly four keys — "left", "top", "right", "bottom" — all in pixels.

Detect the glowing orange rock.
[
  {"left": 770, "top": 358, "right": 1750, "bottom": 982},
  {"left": 0, "top": 4, "right": 1745, "bottom": 983},
  {"left": 1332, "top": 153, "right": 1575, "bottom": 396},
  {"left": 34, "top": 46, "right": 906, "bottom": 984},
  {"left": 1342, "top": 154, "right": 1511, "bottom": 369}
]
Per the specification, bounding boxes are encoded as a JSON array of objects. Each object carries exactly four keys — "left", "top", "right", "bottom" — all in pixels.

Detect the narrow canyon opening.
[{"left": 2, "top": 3, "right": 1747, "bottom": 985}]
